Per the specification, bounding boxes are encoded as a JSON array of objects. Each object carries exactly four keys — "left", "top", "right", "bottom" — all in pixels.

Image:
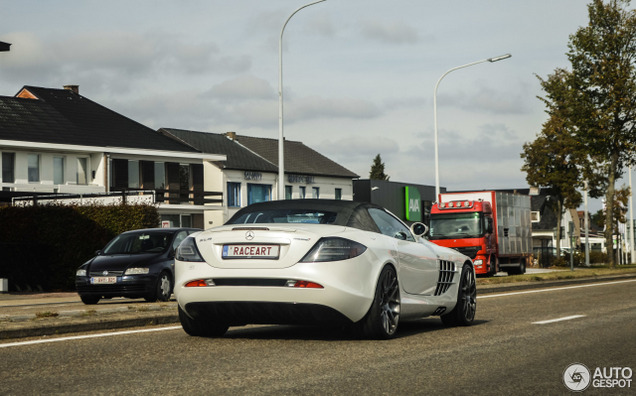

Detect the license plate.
[
  {"left": 90, "top": 276, "right": 117, "bottom": 284},
  {"left": 222, "top": 244, "right": 280, "bottom": 259}
]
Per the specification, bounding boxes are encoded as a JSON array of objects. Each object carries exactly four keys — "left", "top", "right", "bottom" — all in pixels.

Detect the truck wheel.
[
  {"left": 506, "top": 259, "right": 527, "bottom": 275},
  {"left": 519, "top": 260, "right": 526, "bottom": 274},
  {"left": 441, "top": 264, "right": 476, "bottom": 327},
  {"left": 487, "top": 255, "right": 498, "bottom": 277}
]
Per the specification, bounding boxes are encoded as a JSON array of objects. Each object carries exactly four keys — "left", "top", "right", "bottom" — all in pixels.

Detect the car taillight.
[
  {"left": 185, "top": 279, "right": 215, "bottom": 287},
  {"left": 176, "top": 237, "right": 204, "bottom": 262},
  {"left": 286, "top": 280, "right": 324, "bottom": 288},
  {"left": 300, "top": 237, "right": 367, "bottom": 263}
]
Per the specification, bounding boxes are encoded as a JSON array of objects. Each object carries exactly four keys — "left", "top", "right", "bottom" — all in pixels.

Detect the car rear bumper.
[
  {"left": 183, "top": 301, "right": 352, "bottom": 326},
  {"left": 174, "top": 258, "right": 379, "bottom": 324}
]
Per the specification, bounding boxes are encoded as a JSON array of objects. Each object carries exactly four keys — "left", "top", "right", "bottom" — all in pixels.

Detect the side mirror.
[{"left": 410, "top": 222, "right": 428, "bottom": 237}]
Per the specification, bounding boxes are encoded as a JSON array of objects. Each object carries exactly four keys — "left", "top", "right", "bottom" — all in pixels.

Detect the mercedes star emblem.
[{"left": 245, "top": 231, "right": 255, "bottom": 240}]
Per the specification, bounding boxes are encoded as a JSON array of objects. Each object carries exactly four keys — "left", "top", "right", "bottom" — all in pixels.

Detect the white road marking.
[
  {"left": 532, "top": 315, "right": 587, "bottom": 325},
  {"left": 0, "top": 325, "right": 183, "bottom": 349},
  {"left": 477, "top": 278, "right": 636, "bottom": 299}
]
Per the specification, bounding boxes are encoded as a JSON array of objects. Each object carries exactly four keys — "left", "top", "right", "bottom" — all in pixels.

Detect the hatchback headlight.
[
  {"left": 176, "top": 237, "right": 204, "bottom": 262},
  {"left": 300, "top": 237, "right": 367, "bottom": 263},
  {"left": 76, "top": 269, "right": 87, "bottom": 277},
  {"left": 125, "top": 267, "right": 150, "bottom": 275}
]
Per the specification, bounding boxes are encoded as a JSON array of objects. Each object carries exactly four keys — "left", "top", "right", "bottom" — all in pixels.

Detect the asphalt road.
[{"left": 1, "top": 279, "right": 635, "bottom": 395}]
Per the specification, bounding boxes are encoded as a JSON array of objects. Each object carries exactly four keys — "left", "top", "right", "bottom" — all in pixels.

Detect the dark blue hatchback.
[{"left": 75, "top": 227, "right": 199, "bottom": 304}]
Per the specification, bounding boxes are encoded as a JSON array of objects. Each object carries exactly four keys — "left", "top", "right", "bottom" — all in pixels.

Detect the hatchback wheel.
[{"left": 145, "top": 271, "right": 172, "bottom": 302}]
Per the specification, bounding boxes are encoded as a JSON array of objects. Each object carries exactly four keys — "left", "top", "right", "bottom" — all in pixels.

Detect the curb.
[
  {"left": 476, "top": 273, "right": 636, "bottom": 294},
  {"left": 0, "top": 309, "right": 179, "bottom": 340}
]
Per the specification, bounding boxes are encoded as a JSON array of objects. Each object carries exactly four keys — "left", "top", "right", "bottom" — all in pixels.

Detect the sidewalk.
[
  {"left": 2, "top": 272, "right": 635, "bottom": 341},
  {"left": 0, "top": 293, "right": 179, "bottom": 340}
]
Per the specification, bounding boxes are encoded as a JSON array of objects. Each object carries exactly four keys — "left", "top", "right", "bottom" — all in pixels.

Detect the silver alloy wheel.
[
  {"left": 379, "top": 267, "right": 400, "bottom": 335},
  {"left": 459, "top": 266, "right": 476, "bottom": 322},
  {"left": 158, "top": 272, "right": 172, "bottom": 301}
]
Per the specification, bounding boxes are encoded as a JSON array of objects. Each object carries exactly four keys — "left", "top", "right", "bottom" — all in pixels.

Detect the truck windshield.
[{"left": 429, "top": 212, "right": 484, "bottom": 239}]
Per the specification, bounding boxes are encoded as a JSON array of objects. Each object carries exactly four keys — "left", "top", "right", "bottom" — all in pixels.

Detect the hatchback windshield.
[
  {"left": 102, "top": 231, "right": 174, "bottom": 254},
  {"left": 228, "top": 209, "right": 338, "bottom": 224}
]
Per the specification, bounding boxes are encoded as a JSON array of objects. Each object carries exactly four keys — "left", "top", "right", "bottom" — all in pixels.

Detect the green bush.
[
  {"left": 588, "top": 251, "right": 608, "bottom": 264},
  {"left": 0, "top": 203, "right": 159, "bottom": 291}
]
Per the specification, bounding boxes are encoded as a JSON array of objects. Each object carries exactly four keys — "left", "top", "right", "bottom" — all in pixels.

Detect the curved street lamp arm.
[
  {"left": 278, "top": 0, "right": 326, "bottom": 200},
  {"left": 433, "top": 53, "right": 511, "bottom": 199}
]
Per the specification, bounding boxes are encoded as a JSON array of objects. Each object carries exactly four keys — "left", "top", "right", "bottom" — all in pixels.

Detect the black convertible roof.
[{"left": 226, "top": 199, "right": 382, "bottom": 233}]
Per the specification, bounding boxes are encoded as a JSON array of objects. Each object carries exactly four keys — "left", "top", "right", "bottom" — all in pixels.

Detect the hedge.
[{"left": 0, "top": 203, "right": 160, "bottom": 292}]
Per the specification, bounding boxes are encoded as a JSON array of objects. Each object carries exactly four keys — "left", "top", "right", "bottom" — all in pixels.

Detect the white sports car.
[{"left": 174, "top": 200, "right": 476, "bottom": 339}]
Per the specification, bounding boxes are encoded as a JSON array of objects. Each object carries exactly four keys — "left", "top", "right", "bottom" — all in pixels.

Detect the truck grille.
[
  {"left": 454, "top": 246, "right": 480, "bottom": 259},
  {"left": 434, "top": 260, "right": 456, "bottom": 296}
]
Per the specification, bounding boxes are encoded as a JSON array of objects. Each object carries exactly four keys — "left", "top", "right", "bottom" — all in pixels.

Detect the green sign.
[{"left": 404, "top": 186, "right": 422, "bottom": 221}]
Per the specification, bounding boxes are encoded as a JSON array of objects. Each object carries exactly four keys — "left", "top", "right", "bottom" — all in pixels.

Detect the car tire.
[
  {"left": 145, "top": 271, "right": 172, "bottom": 302},
  {"left": 441, "top": 263, "right": 476, "bottom": 327},
  {"left": 356, "top": 265, "right": 400, "bottom": 339},
  {"left": 178, "top": 305, "right": 229, "bottom": 337},
  {"left": 80, "top": 295, "right": 100, "bottom": 305}
]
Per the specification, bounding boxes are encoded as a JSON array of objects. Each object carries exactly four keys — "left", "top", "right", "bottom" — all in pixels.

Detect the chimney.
[
  {"left": 63, "top": 85, "right": 79, "bottom": 94},
  {"left": 225, "top": 131, "right": 237, "bottom": 140}
]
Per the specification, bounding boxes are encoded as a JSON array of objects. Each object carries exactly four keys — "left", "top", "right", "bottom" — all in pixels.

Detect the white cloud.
[
  {"left": 207, "top": 75, "right": 274, "bottom": 100},
  {"left": 288, "top": 96, "right": 381, "bottom": 120},
  {"left": 359, "top": 20, "right": 420, "bottom": 44}
]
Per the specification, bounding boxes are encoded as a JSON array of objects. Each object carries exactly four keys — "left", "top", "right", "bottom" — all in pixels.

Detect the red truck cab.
[{"left": 429, "top": 199, "right": 497, "bottom": 275}]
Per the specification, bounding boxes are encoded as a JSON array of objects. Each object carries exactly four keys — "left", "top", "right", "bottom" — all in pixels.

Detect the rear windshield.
[
  {"left": 228, "top": 209, "right": 338, "bottom": 225},
  {"left": 102, "top": 231, "right": 174, "bottom": 254}
]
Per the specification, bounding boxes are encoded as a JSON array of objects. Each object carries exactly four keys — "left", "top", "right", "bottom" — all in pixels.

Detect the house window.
[
  {"left": 28, "top": 154, "right": 40, "bottom": 182},
  {"left": 2, "top": 152, "right": 15, "bottom": 183},
  {"left": 179, "top": 164, "right": 192, "bottom": 203},
  {"left": 531, "top": 211, "right": 540, "bottom": 223},
  {"left": 128, "top": 160, "right": 140, "bottom": 188},
  {"left": 299, "top": 186, "right": 306, "bottom": 199},
  {"left": 77, "top": 158, "right": 88, "bottom": 185},
  {"left": 161, "top": 214, "right": 192, "bottom": 228},
  {"left": 53, "top": 156, "right": 65, "bottom": 185},
  {"left": 247, "top": 183, "right": 271, "bottom": 205},
  {"left": 335, "top": 188, "right": 342, "bottom": 200},
  {"left": 312, "top": 187, "right": 320, "bottom": 199},
  {"left": 227, "top": 182, "right": 241, "bottom": 207},
  {"left": 155, "top": 162, "right": 166, "bottom": 189},
  {"left": 285, "top": 185, "right": 292, "bottom": 200}
]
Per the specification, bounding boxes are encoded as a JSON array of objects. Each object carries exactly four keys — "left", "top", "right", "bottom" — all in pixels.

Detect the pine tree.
[{"left": 369, "top": 154, "right": 389, "bottom": 181}]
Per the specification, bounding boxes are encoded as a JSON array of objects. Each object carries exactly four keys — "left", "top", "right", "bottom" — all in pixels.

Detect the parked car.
[
  {"left": 174, "top": 200, "right": 475, "bottom": 339},
  {"left": 76, "top": 227, "right": 200, "bottom": 304}
]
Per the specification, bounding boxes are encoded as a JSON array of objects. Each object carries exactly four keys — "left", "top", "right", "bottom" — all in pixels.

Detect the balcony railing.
[{"left": 11, "top": 189, "right": 223, "bottom": 207}]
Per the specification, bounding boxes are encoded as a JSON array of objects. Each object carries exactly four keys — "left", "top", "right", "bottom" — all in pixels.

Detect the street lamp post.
[
  {"left": 630, "top": 167, "right": 634, "bottom": 263},
  {"left": 278, "top": 0, "right": 326, "bottom": 200},
  {"left": 433, "top": 53, "right": 511, "bottom": 200}
]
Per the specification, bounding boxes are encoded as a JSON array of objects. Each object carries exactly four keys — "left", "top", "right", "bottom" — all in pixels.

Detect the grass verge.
[{"left": 477, "top": 264, "right": 636, "bottom": 285}]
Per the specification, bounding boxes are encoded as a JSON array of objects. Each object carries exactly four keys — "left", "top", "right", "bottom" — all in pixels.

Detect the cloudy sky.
[{"left": 1, "top": 1, "right": 609, "bottom": 208}]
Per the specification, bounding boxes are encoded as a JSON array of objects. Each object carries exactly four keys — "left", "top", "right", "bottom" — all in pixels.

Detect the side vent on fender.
[{"left": 434, "top": 260, "right": 456, "bottom": 296}]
